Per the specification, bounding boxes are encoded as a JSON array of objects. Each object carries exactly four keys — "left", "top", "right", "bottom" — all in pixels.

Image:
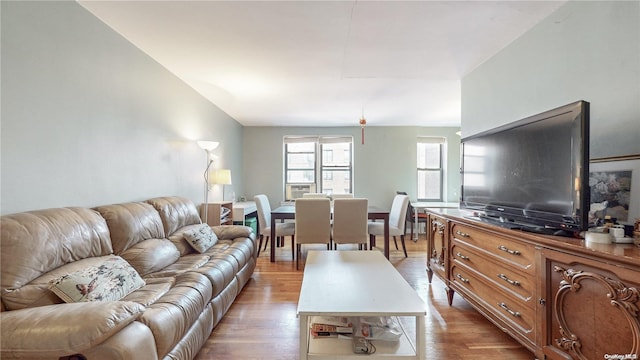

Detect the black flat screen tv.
[{"left": 460, "top": 100, "right": 590, "bottom": 236}]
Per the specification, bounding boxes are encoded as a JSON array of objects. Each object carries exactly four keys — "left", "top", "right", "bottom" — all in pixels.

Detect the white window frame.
[
  {"left": 284, "top": 136, "right": 353, "bottom": 200},
  {"left": 417, "top": 137, "right": 446, "bottom": 202}
]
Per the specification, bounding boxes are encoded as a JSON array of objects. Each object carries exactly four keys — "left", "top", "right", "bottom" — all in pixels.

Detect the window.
[
  {"left": 320, "top": 139, "right": 352, "bottom": 195},
  {"left": 323, "top": 148, "right": 334, "bottom": 163},
  {"left": 284, "top": 136, "right": 353, "bottom": 200},
  {"left": 417, "top": 137, "right": 445, "bottom": 201},
  {"left": 285, "top": 141, "right": 316, "bottom": 184}
]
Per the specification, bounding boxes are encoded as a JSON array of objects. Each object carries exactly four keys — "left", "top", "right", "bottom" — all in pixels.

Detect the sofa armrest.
[
  {"left": 212, "top": 225, "right": 254, "bottom": 240},
  {"left": 1, "top": 301, "right": 145, "bottom": 359},
  {"left": 76, "top": 321, "right": 158, "bottom": 360}
]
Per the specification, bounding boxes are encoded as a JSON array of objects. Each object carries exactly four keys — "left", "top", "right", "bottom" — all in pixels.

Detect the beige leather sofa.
[{"left": 0, "top": 196, "right": 257, "bottom": 360}]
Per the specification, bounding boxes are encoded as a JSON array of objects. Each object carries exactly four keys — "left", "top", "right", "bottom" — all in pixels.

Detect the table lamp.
[{"left": 211, "top": 169, "right": 232, "bottom": 201}]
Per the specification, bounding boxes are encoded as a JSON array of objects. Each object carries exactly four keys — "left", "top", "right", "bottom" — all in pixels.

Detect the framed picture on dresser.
[{"left": 589, "top": 154, "right": 640, "bottom": 225}]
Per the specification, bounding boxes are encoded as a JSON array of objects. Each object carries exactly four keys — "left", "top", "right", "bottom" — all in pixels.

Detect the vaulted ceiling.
[{"left": 79, "top": 1, "right": 565, "bottom": 127}]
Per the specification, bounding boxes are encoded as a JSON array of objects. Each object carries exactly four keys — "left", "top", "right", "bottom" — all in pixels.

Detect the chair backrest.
[
  {"left": 254, "top": 194, "right": 271, "bottom": 234},
  {"left": 396, "top": 190, "right": 415, "bottom": 222},
  {"left": 302, "top": 193, "right": 329, "bottom": 198},
  {"left": 332, "top": 198, "right": 368, "bottom": 245},
  {"left": 295, "top": 198, "right": 331, "bottom": 245},
  {"left": 389, "top": 194, "right": 410, "bottom": 230},
  {"left": 331, "top": 194, "right": 354, "bottom": 200}
]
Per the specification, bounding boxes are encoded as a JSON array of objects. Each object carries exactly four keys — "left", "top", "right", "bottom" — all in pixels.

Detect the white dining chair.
[
  {"left": 330, "top": 193, "right": 354, "bottom": 207},
  {"left": 397, "top": 191, "right": 428, "bottom": 241},
  {"left": 254, "top": 194, "right": 295, "bottom": 259},
  {"left": 302, "top": 193, "right": 329, "bottom": 198},
  {"left": 330, "top": 193, "right": 354, "bottom": 199},
  {"left": 368, "top": 194, "right": 410, "bottom": 257},
  {"left": 295, "top": 197, "right": 331, "bottom": 269},
  {"left": 332, "top": 198, "right": 368, "bottom": 250}
]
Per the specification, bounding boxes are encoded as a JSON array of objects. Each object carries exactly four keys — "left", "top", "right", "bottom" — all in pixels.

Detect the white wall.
[
  {"left": 462, "top": 1, "right": 640, "bottom": 159},
  {"left": 1, "top": 1, "right": 243, "bottom": 215},
  {"left": 243, "top": 126, "right": 460, "bottom": 209}
]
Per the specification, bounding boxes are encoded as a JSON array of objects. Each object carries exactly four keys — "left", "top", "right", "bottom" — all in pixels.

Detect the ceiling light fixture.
[{"left": 359, "top": 109, "right": 367, "bottom": 145}]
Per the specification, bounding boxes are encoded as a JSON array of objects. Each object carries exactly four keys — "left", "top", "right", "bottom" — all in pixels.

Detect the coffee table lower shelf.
[
  {"left": 297, "top": 251, "right": 426, "bottom": 360},
  {"left": 306, "top": 319, "right": 419, "bottom": 360}
]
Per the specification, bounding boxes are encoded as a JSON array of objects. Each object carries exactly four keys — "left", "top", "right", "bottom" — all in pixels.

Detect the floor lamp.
[{"left": 197, "top": 140, "right": 219, "bottom": 224}]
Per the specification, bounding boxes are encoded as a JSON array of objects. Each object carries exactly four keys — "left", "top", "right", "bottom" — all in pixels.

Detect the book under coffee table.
[{"left": 297, "top": 251, "right": 426, "bottom": 360}]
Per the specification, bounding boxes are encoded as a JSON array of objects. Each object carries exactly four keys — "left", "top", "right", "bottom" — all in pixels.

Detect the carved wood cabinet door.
[
  {"left": 538, "top": 248, "right": 640, "bottom": 360},
  {"left": 426, "top": 214, "right": 448, "bottom": 284}
]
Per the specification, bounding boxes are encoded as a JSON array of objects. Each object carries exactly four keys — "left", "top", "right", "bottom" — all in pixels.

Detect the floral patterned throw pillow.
[
  {"left": 49, "top": 256, "right": 145, "bottom": 303},
  {"left": 184, "top": 224, "right": 218, "bottom": 253}
]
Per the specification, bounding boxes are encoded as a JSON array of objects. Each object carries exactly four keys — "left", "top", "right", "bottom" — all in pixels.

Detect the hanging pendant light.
[{"left": 359, "top": 109, "right": 367, "bottom": 145}]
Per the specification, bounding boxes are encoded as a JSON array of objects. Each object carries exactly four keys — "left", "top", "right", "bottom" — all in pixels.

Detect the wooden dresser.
[{"left": 426, "top": 208, "right": 640, "bottom": 360}]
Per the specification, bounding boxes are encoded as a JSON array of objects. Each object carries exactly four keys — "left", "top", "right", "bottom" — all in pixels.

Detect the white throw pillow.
[
  {"left": 184, "top": 224, "right": 218, "bottom": 253},
  {"left": 49, "top": 255, "right": 145, "bottom": 303}
]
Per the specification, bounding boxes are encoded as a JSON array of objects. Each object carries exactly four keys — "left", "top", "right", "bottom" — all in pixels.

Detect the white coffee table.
[{"left": 297, "top": 251, "right": 426, "bottom": 359}]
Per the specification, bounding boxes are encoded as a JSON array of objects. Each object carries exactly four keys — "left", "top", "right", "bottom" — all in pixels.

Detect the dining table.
[{"left": 269, "top": 204, "right": 390, "bottom": 262}]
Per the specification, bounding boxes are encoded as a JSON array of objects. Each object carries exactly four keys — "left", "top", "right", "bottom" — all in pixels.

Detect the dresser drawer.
[
  {"left": 450, "top": 222, "right": 535, "bottom": 272},
  {"left": 451, "top": 240, "right": 535, "bottom": 305},
  {"left": 451, "top": 263, "right": 536, "bottom": 343}
]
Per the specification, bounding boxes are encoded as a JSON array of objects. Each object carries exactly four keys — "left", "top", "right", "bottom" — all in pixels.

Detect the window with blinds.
[
  {"left": 284, "top": 136, "right": 353, "bottom": 200},
  {"left": 417, "top": 137, "right": 445, "bottom": 201}
]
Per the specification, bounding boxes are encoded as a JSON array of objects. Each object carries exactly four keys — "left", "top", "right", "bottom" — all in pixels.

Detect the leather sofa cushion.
[
  {"left": 211, "top": 226, "right": 257, "bottom": 267},
  {"left": 120, "top": 238, "right": 180, "bottom": 277},
  {"left": 123, "top": 277, "right": 174, "bottom": 307},
  {"left": 76, "top": 321, "right": 157, "bottom": 360},
  {"left": 192, "top": 233, "right": 256, "bottom": 299},
  {"left": 1, "top": 208, "right": 113, "bottom": 296},
  {"left": 0, "top": 301, "right": 144, "bottom": 358},
  {"left": 4, "top": 256, "right": 125, "bottom": 310},
  {"left": 138, "top": 272, "right": 212, "bottom": 358},
  {"left": 208, "top": 239, "right": 252, "bottom": 270},
  {"left": 213, "top": 225, "right": 254, "bottom": 240},
  {"left": 146, "top": 197, "right": 202, "bottom": 236},
  {"left": 168, "top": 224, "right": 204, "bottom": 256},
  {"left": 207, "top": 247, "right": 240, "bottom": 274},
  {"left": 192, "top": 250, "right": 238, "bottom": 299},
  {"left": 164, "top": 304, "right": 214, "bottom": 360},
  {"left": 94, "top": 202, "right": 166, "bottom": 254},
  {"left": 144, "top": 254, "right": 209, "bottom": 279},
  {"left": 1, "top": 282, "right": 63, "bottom": 311}
]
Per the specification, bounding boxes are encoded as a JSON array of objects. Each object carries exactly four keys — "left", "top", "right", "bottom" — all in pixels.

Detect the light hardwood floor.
[{"left": 195, "top": 234, "right": 535, "bottom": 359}]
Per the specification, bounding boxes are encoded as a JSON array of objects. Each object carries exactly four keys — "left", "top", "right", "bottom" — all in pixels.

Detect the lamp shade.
[
  {"left": 211, "top": 169, "right": 232, "bottom": 185},
  {"left": 197, "top": 140, "right": 219, "bottom": 151}
]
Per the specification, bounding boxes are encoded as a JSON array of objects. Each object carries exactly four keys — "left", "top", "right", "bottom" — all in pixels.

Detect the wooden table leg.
[
  {"left": 270, "top": 217, "right": 276, "bottom": 262},
  {"left": 384, "top": 213, "right": 390, "bottom": 259},
  {"left": 414, "top": 209, "right": 419, "bottom": 241}
]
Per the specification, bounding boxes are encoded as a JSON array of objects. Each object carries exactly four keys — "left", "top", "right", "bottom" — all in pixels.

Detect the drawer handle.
[
  {"left": 497, "top": 245, "right": 521, "bottom": 256},
  {"left": 498, "top": 302, "right": 521, "bottom": 318},
  {"left": 497, "top": 273, "right": 521, "bottom": 286},
  {"left": 456, "top": 252, "right": 470, "bottom": 260},
  {"left": 456, "top": 273, "right": 470, "bottom": 283},
  {"left": 455, "top": 230, "right": 469, "bottom": 238}
]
